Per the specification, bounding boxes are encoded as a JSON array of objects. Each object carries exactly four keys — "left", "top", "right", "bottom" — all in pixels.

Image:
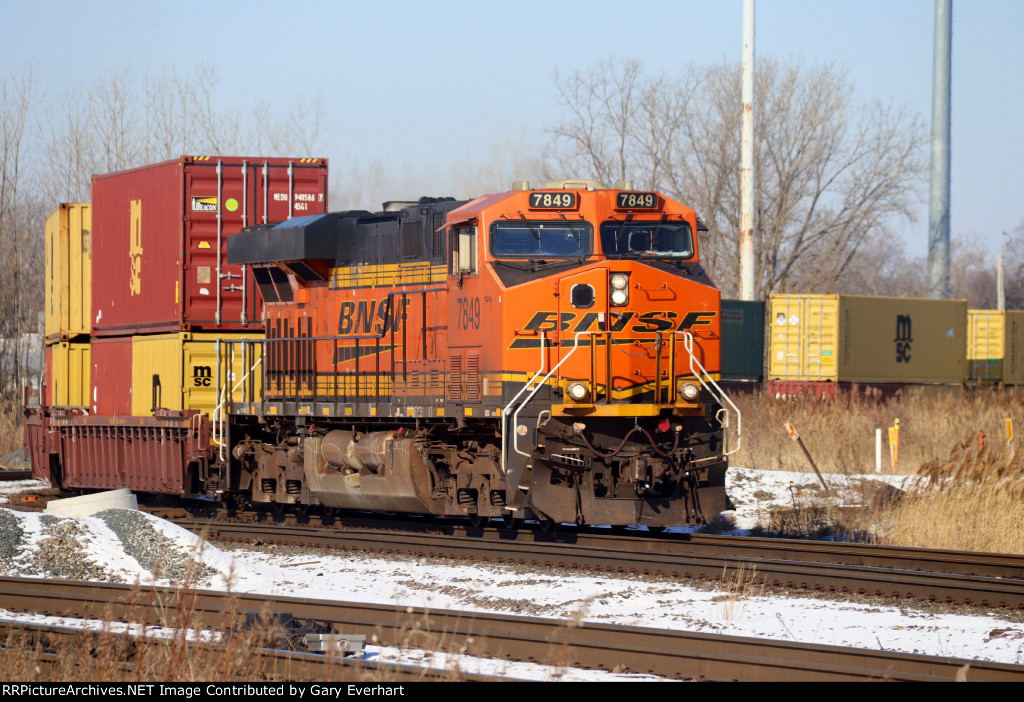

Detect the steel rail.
[
  {"left": 0, "top": 618, "right": 505, "bottom": 682},
  {"left": 170, "top": 518, "right": 1024, "bottom": 610},
  {"left": 153, "top": 505, "right": 1024, "bottom": 580},
  {"left": 0, "top": 577, "right": 1021, "bottom": 682}
]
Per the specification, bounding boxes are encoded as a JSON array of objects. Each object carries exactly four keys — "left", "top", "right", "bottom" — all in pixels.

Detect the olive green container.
[{"left": 768, "top": 294, "right": 966, "bottom": 383}]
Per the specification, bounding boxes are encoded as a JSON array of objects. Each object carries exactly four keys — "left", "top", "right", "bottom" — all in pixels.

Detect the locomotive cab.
[{"left": 440, "top": 181, "right": 737, "bottom": 526}]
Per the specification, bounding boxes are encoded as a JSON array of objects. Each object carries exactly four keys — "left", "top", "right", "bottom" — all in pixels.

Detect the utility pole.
[
  {"left": 740, "top": 0, "right": 756, "bottom": 301},
  {"left": 998, "top": 232, "right": 1008, "bottom": 311},
  {"left": 928, "top": 0, "right": 952, "bottom": 299}
]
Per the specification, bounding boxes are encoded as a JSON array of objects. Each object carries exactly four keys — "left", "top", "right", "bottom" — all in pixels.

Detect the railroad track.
[
  {"left": 163, "top": 514, "right": 1024, "bottom": 610},
  {"left": 2, "top": 576, "right": 1022, "bottom": 682},
  {"left": 152, "top": 504, "right": 1024, "bottom": 580},
  {"left": 0, "top": 618, "right": 504, "bottom": 682}
]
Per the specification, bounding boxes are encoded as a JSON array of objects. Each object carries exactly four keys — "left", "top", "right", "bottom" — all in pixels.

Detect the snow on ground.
[{"left": 0, "top": 467, "right": 1022, "bottom": 680}]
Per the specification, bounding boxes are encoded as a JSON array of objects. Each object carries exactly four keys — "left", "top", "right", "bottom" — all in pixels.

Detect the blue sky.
[{"left": 4, "top": 0, "right": 1022, "bottom": 258}]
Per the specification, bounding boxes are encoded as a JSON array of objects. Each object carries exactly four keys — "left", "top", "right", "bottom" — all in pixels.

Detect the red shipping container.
[
  {"left": 90, "top": 337, "right": 133, "bottom": 415},
  {"left": 91, "top": 156, "right": 329, "bottom": 336}
]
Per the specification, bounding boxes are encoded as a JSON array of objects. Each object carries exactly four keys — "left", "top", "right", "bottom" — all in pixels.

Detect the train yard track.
[
  {"left": 9, "top": 492, "right": 1024, "bottom": 680},
  {"left": 2, "top": 576, "right": 1022, "bottom": 682},
  {"left": 0, "top": 618, "right": 504, "bottom": 682},
  {"left": 154, "top": 509, "right": 1024, "bottom": 611}
]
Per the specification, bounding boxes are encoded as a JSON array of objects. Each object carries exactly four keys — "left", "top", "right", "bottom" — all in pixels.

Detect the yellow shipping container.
[
  {"left": 967, "top": 310, "right": 1024, "bottom": 383},
  {"left": 49, "top": 341, "right": 90, "bottom": 406},
  {"left": 768, "top": 294, "right": 967, "bottom": 383},
  {"left": 44, "top": 203, "right": 92, "bottom": 344},
  {"left": 131, "top": 333, "right": 264, "bottom": 417}
]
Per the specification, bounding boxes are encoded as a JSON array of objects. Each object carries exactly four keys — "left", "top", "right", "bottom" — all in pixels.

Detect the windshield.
[
  {"left": 600, "top": 220, "right": 694, "bottom": 258},
  {"left": 490, "top": 220, "right": 593, "bottom": 258}
]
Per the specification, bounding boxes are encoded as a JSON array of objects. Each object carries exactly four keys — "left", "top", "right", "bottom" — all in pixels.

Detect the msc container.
[
  {"left": 46, "top": 341, "right": 91, "bottom": 407},
  {"left": 967, "top": 309, "right": 1024, "bottom": 383},
  {"left": 768, "top": 294, "right": 967, "bottom": 384},
  {"left": 91, "top": 156, "right": 329, "bottom": 337},
  {"left": 720, "top": 299, "right": 764, "bottom": 382},
  {"left": 131, "top": 332, "right": 264, "bottom": 417},
  {"left": 44, "top": 203, "right": 91, "bottom": 343},
  {"left": 90, "top": 337, "right": 133, "bottom": 415}
]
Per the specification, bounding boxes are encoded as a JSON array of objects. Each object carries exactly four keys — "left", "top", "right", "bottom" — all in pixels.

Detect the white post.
[
  {"left": 740, "top": 0, "right": 756, "bottom": 301},
  {"left": 875, "top": 428, "right": 882, "bottom": 474}
]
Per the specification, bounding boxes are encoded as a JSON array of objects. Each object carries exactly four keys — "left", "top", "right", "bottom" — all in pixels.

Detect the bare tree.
[
  {"left": 0, "top": 71, "right": 43, "bottom": 408},
  {"left": 1002, "top": 218, "right": 1024, "bottom": 310},
  {"left": 547, "top": 58, "right": 928, "bottom": 298},
  {"left": 38, "top": 64, "right": 330, "bottom": 206}
]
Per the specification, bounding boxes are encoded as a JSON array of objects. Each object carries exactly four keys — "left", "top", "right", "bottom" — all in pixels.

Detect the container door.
[
  {"left": 968, "top": 310, "right": 1004, "bottom": 382},
  {"left": 801, "top": 297, "right": 837, "bottom": 380},
  {"left": 768, "top": 296, "right": 837, "bottom": 380},
  {"left": 769, "top": 297, "right": 803, "bottom": 379},
  {"left": 183, "top": 159, "right": 328, "bottom": 331}
]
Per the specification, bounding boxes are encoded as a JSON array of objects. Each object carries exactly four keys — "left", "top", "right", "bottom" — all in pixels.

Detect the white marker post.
[{"left": 875, "top": 428, "right": 882, "bottom": 474}]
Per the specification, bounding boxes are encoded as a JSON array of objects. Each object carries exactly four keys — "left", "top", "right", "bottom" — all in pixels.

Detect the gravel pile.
[
  {"left": 0, "top": 510, "right": 24, "bottom": 575},
  {"left": 26, "top": 515, "right": 123, "bottom": 582},
  {"left": 97, "top": 509, "right": 216, "bottom": 583}
]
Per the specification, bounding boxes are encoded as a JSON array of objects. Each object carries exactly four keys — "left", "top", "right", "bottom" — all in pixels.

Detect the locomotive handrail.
[
  {"left": 679, "top": 331, "right": 742, "bottom": 456},
  {"left": 501, "top": 332, "right": 548, "bottom": 479},
  {"left": 212, "top": 353, "right": 264, "bottom": 463},
  {"left": 509, "top": 330, "right": 600, "bottom": 462}
]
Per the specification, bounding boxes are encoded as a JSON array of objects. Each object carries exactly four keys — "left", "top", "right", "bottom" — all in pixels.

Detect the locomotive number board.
[
  {"left": 528, "top": 192, "right": 578, "bottom": 209},
  {"left": 615, "top": 192, "right": 660, "bottom": 209}
]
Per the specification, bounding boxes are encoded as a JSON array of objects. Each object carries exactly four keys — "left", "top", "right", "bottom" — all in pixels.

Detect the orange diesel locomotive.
[{"left": 226, "top": 180, "right": 738, "bottom": 527}]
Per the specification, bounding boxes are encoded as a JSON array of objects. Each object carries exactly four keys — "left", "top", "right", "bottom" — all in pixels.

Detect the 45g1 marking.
[{"left": 457, "top": 296, "right": 481, "bottom": 330}]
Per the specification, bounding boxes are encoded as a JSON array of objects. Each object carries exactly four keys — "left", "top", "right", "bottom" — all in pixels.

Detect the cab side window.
[{"left": 450, "top": 224, "right": 477, "bottom": 276}]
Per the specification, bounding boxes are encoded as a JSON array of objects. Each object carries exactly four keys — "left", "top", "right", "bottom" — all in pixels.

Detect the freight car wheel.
[
  {"left": 501, "top": 515, "right": 524, "bottom": 531},
  {"left": 538, "top": 518, "right": 556, "bottom": 533},
  {"left": 467, "top": 515, "right": 486, "bottom": 528}
]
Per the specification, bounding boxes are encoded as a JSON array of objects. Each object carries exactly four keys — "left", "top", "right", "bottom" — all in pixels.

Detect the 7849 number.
[{"left": 457, "top": 296, "right": 481, "bottom": 330}]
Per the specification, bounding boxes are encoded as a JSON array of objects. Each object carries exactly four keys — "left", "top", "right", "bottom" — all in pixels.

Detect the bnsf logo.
[
  {"left": 523, "top": 310, "right": 717, "bottom": 334},
  {"left": 338, "top": 297, "right": 411, "bottom": 335},
  {"left": 193, "top": 365, "right": 212, "bottom": 387}
]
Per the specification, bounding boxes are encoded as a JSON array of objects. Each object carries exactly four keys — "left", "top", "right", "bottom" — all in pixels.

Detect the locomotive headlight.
[
  {"left": 609, "top": 273, "right": 629, "bottom": 306},
  {"left": 678, "top": 382, "right": 700, "bottom": 401},
  {"left": 567, "top": 382, "right": 590, "bottom": 402}
]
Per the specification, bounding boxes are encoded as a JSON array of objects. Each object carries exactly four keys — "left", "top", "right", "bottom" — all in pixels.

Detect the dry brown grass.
[
  {"left": 0, "top": 584, "right": 289, "bottom": 682},
  {"left": 873, "top": 442, "right": 1024, "bottom": 554},
  {"left": 714, "top": 563, "right": 765, "bottom": 620},
  {"left": 734, "top": 385, "right": 1024, "bottom": 476},
  {"left": 0, "top": 398, "right": 24, "bottom": 457},
  {"left": 731, "top": 386, "right": 1024, "bottom": 553}
]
